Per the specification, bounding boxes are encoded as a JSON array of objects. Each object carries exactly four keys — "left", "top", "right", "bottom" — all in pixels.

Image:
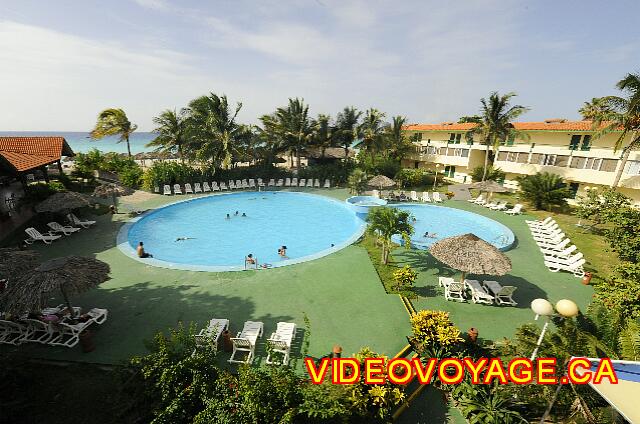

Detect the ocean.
[{"left": 0, "top": 131, "right": 156, "bottom": 154}]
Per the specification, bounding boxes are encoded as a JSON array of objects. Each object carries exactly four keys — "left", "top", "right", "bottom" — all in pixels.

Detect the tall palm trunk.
[
  {"left": 481, "top": 140, "right": 491, "bottom": 182},
  {"left": 125, "top": 135, "right": 132, "bottom": 157},
  {"left": 611, "top": 130, "right": 637, "bottom": 189},
  {"left": 296, "top": 146, "right": 301, "bottom": 171}
]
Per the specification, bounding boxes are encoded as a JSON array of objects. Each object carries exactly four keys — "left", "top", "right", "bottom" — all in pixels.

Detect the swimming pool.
[
  {"left": 391, "top": 204, "right": 515, "bottom": 250},
  {"left": 118, "top": 192, "right": 366, "bottom": 271}
]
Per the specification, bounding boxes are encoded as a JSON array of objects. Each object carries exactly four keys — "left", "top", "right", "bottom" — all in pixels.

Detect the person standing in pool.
[
  {"left": 241, "top": 212, "right": 247, "bottom": 217},
  {"left": 278, "top": 245, "right": 288, "bottom": 258},
  {"left": 225, "top": 213, "right": 230, "bottom": 219},
  {"left": 137, "top": 241, "right": 153, "bottom": 258},
  {"left": 245, "top": 254, "right": 256, "bottom": 266},
  {"left": 235, "top": 211, "right": 239, "bottom": 216}
]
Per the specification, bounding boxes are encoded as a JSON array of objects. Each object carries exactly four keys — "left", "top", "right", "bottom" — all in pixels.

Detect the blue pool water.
[
  {"left": 391, "top": 204, "right": 515, "bottom": 250},
  {"left": 123, "top": 192, "right": 365, "bottom": 271}
]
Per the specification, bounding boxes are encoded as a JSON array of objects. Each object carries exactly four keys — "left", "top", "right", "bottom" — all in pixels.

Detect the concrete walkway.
[{"left": 447, "top": 184, "right": 471, "bottom": 200}]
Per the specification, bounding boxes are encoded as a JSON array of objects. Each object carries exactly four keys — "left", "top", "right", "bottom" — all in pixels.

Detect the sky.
[{"left": 0, "top": 0, "right": 639, "bottom": 131}]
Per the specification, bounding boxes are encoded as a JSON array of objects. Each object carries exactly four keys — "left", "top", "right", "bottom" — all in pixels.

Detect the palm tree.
[
  {"left": 90, "top": 108, "right": 138, "bottom": 157},
  {"left": 458, "top": 381, "right": 525, "bottom": 424},
  {"left": 385, "top": 116, "right": 413, "bottom": 161},
  {"left": 357, "top": 109, "right": 387, "bottom": 161},
  {"left": 457, "top": 115, "right": 483, "bottom": 124},
  {"left": 591, "top": 72, "right": 640, "bottom": 188},
  {"left": 147, "top": 109, "right": 188, "bottom": 162},
  {"left": 275, "top": 98, "right": 313, "bottom": 172},
  {"left": 466, "top": 92, "right": 529, "bottom": 181},
  {"left": 347, "top": 169, "right": 368, "bottom": 195},
  {"left": 579, "top": 97, "right": 613, "bottom": 120},
  {"left": 258, "top": 113, "right": 289, "bottom": 166},
  {"left": 516, "top": 172, "right": 573, "bottom": 210},
  {"left": 186, "top": 93, "right": 243, "bottom": 169},
  {"left": 366, "top": 207, "right": 414, "bottom": 264},
  {"left": 310, "top": 114, "right": 336, "bottom": 160},
  {"left": 335, "top": 106, "right": 362, "bottom": 159}
]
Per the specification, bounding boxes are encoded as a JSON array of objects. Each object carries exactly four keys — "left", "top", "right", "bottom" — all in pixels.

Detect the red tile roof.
[
  {"left": 404, "top": 120, "right": 615, "bottom": 132},
  {"left": 0, "top": 137, "right": 74, "bottom": 172}
]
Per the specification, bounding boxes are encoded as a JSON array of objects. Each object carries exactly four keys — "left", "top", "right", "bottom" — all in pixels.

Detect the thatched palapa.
[
  {"left": 368, "top": 175, "right": 396, "bottom": 189},
  {"left": 35, "top": 191, "right": 92, "bottom": 213},
  {"left": 0, "top": 248, "right": 39, "bottom": 280},
  {"left": 429, "top": 233, "right": 511, "bottom": 280},
  {"left": 93, "top": 184, "right": 134, "bottom": 198},
  {"left": 0, "top": 256, "right": 110, "bottom": 315},
  {"left": 469, "top": 180, "right": 510, "bottom": 193}
]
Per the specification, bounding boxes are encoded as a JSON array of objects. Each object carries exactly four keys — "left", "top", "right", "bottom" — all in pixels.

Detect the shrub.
[
  {"left": 119, "top": 166, "right": 144, "bottom": 188},
  {"left": 394, "top": 168, "right": 434, "bottom": 188},
  {"left": 393, "top": 265, "right": 418, "bottom": 291},
  {"left": 348, "top": 169, "right": 368, "bottom": 194},
  {"left": 23, "top": 181, "right": 66, "bottom": 203},
  {"left": 410, "top": 310, "right": 463, "bottom": 351},
  {"left": 299, "top": 161, "right": 354, "bottom": 185},
  {"left": 470, "top": 165, "right": 505, "bottom": 182},
  {"left": 516, "top": 172, "right": 572, "bottom": 210},
  {"left": 595, "top": 262, "right": 640, "bottom": 319}
]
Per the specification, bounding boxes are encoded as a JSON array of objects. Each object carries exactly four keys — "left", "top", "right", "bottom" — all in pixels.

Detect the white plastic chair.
[
  {"left": 421, "top": 192, "right": 431, "bottom": 202},
  {"left": 432, "top": 192, "right": 443, "bottom": 202},
  {"left": 306, "top": 179, "right": 313, "bottom": 187},
  {"left": 444, "top": 281, "right": 466, "bottom": 302},
  {"left": 468, "top": 194, "right": 484, "bottom": 203},
  {"left": 323, "top": 179, "right": 330, "bottom": 188},
  {"left": 249, "top": 179, "right": 256, "bottom": 188},
  {"left": 184, "top": 183, "right": 194, "bottom": 194},
  {"left": 194, "top": 183, "right": 202, "bottom": 193},
  {"left": 268, "top": 178, "right": 276, "bottom": 187},
  {"left": 163, "top": 185, "right": 172, "bottom": 195},
  {"left": 505, "top": 204, "right": 523, "bottom": 215},
  {"left": 202, "top": 182, "right": 211, "bottom": 192},
  {"left": 483, "top": 281, "right": 518, "bottom": 306},
  {"left": 410, "top": 191, "right": 419, "bottom": 202},
  {"left": 242, "top": 179, "right": 249, "bottom": 189},
  {"left": 229, "top": 321, "right": 264, "bottom": 364},
  {"left": 285, "top": 178, "right": 291, "bottom": 187},
  {"left": 24, "top": 227, "right": 62, "bottom": 245},
  {"left": 49, "top": 320, "right": 94, "bottom": 348},
  {"left": 195, "top": 318, "right": 229, "bottom": 350},
  {"left": 464, "top": 279, "right": 494, "bottom": 305},
  {"left": 219, "top": 182, "right": 227, "bottom": 191},
  {"left": 67, "top": 213, "right": 96, "bottom": 228},
  {"left": 235, "top": 180, "right": 243, "bottom": 189},
  {"left": 291, "top": 178, "right": 298, "bottom": 187},
  {"left": 314, "top": 179, "right": 320, "bottom": 187},
  {"left": 544, "top": 258, "right": 586, "bottom": 277},
  {"left": 276, "top": 179, "right": 284, "bottom": 187},
  {"left": 173, "top": 184, "right": 183, "bottom": 194},
  {"left": 266, "top": 322, "right": 297, "bottom": 365},
  {"left": 47, "top": 222, "right": 80, "bottom": 236}
]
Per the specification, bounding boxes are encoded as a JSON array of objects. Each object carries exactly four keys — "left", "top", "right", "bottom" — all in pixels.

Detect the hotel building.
[{"left": 402, "top": 120, "right": 640, "bottom": 205}]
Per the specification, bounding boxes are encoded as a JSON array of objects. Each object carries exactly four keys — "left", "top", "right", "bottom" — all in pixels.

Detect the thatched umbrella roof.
[
  {"left": 368, "top": 175, "right": 396, "bottom": 189},
  {"left": 469, "top": 180, "right": 509, "bottom": 193},
  {"left": 429, "top": 233, "right": 511, "bottom": 280},
  {"left": 0, "top": 248, "right": 39, "bottom": 280},
  {"left": 93, "top": 184, "right": 134, "bottom": 198},
  {"left": 0, "top": 256, "right": 110, "bottom": 315},
  {"left": 36, "top": 191, "right": 92, "bottom": 213}
]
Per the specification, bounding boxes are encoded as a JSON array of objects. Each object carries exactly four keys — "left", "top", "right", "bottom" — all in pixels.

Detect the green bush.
[
  {"left": 393, "top": 265, "right": 418, "bottom": 291},
  {"left": 395, "top": 168, "right": 435, "bottom": 188},
  {"left": 23, "top": 181, "right": 65, "bottom": 203},
  {"left": 299, "top": 161, "right": 354, "bottom": 185},
  {"left": 347, "top": 169, "right": 368, "bottom": 194},
  {"left": 516, "top": 172, "right": 572, "bottom": 210},
  {"left": 119, "top": 166, "right": 144, "bottom": 188}
]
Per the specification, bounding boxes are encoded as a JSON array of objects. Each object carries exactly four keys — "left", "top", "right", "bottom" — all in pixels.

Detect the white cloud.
[{"left": 132, "top": 0, "right": 169, "bottom": 11}]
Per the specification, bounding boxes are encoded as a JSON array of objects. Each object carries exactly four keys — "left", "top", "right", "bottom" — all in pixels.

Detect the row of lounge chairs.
[
  {"left": 0, "top": 305, "right": 108, "bottom": 348},
  {"left": 468, "top": 194, "right": 523, "bottom": 215},
  {"left": 24, "top": 214, "right": 96, "bottom": 245},
  {"left": 373, "top": 190, "right": 444, "bottom": 203},
  {"left": 160, "top": 178, "right": 332, "bottom": 195},
  {"left": 526, "top": 217, "right": 586, "bottom": 277},
  {"left": 195, "top": 318, "right": 297, "bottom": 366},
  {"left": 439, "top": 277, "right": 518, "bottom": 306}
]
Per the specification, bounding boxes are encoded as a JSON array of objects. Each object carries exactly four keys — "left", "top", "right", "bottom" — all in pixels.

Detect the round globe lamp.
[
  {"left": 531, "top": 298, "right": 554, "bottom": 317},
  {"left": 556, "top": 299, "right": 579, "bottom": 317}
]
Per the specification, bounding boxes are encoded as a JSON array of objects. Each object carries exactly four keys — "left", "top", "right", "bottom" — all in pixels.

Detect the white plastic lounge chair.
[
  {"left": 154, "top": 185, "right": 160, "bottom": 193},
  {"left": 163, "top": 185, "right": 172, "bottom": 195},
  {"left": 258, "top": 178, "right": 265, "bottom": 187},
  {"left": 22, "top": 318, "right": 55, "bottom": 344},
  {"left": 184, "top": 183, "right": 194, "bottom": 194},
  {"left": 86, "top": 308, "right": 109, "bottom": 325},
  {"left": 490, "top": 201, "right": 508, "bottom": 211},
  {"left": 421, "top": 192, "right": 432, "bottom": 202},
  {"left": 306, "top": 179, "right": 313, "bottom": 187},
  {"left": 505, "top": 204, "right": 523, "bottom": 215},
  {"left": 531, "top": 223, "right": 559, "bottom": 235},
  {"left": 372, "top": 190, "right": 380, "bottom": 199},
  {"left": 267, "top": 178, "right": 275, "bottom": 187},
  {"left": 275, "top": 179, "right": 283, "bottom": 187},
  {"left": 47, "top": 222, "right": 81, "bottom": 236},
  {"left": 483, "top": 281, "right": 517, "bottom": 306},
  {"left": 323, "top": 179, "right": 330, "bottom": 188},
  {"left": 299, "top": 179, "right": 306, "bottom": 187},
  {"left": 544, "top": 252, "right": 583, "bottom": 265},
  {"left": 433, "top": 192, "right": 443, "bottom": 202},
  {"left": 235, "top": 180, "right": 243, "bottom": 189},
  {"left": 212, "top": 182, "right": 220, "bottom": 191},
  {"left": 229, "top": 320, "right": 264, "bottom": 364},
  {"left": 67, "top": 213, "right": 96, "bottom": 228},
  {"left": 410, "top": 191, "right": 419, "bottom": 202},
  {"left": 173, "top": 184, "right": 183, "bottom": 194},
  {"left": 533, "top": 230, "right": 564, "bottom": 243},
  {"left": 266, "top": 322, "right": 297, "bottom": 365},
  {"left": 540, "top": 244, "right": 577, "bottom": 258},
  {"left": 49, "top": 320, "right": 94, "bottom": 348},
  {"left": 438, "top": 276, "right": 455, "bottom": 288},
  {"left": 219, "top": 182, "right": 227, "bottom": 191},
  {"left": 195, "top": 318, "right": 229, "bottom": 350},
  {"left": 544, "top": 258, "right": 586, "bottom": 277},
  {"left": 202, "top": 182, "right": 211, "bottom": 192},
  {"left": 0, "top": 320, "right": 27, "bottom": 345},
  {"left": 249, "top": 179, "right": 256, "bottom": 188},
  {"left": 464, "top": 279, "right": 494, "bottom": 305},
  {"left": 527, "top": 217, "right": 555, "bottom": 227},
  {"left": 484, "top": 201, "right": 499, "bottom": 209},
  {"left": 314, "top": 179, "right": 320, "bottom": 188},
  {"left": 468, "top": 194, "right": 484, "bottom": 203},
  {"left": 537, "top": 237, "right": 571, "bottom": 251},
  {"left": 285, "top": 178, "right": 291, "bottom": 187},
  {"left": 227, "top": 180, "right": 235, "bottom": 190},
  {"left": 24, "top": 227, "right": 62, "bottom": 245},
  {"left": 194, "top": 183, "right": 202, "bottom": 193},
  {"left": 242, "top": 179, "right": 249, "bottom": 189},
  {"left": 444, "top": 281, "right": 466, "bottom": 302},
  {"left": 474, "top": 196, "right": 487, "bottom": 205},
  {"left": 291, "top": 178, "right": 298, "bottom": 187}
]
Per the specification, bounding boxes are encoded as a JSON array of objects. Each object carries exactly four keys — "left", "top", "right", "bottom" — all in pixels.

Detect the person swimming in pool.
[
  {"left": 175, "top": 237, "right": 195, "bottom": 242},
  {"left": 278, "top": 245, "right": 288, "bottom": 258},
  {"left": 246, "top": 254, "right": 256, "bottom": 265},
  {"left": 241, "top": 212, "right": 247, "bottom": 217},
  {"left": 235, "top": 211, "right": 239, "bottom": 216},
  {"left": 225, "top": 213, "right": 231, "bottom": 219}
]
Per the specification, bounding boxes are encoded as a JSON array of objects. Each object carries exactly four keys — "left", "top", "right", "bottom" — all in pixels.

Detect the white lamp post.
[
  {"left": 433, "top": 164, "right": 441, "bottom": 190},
  {"left": 530, "top": 298, "right": 578, "bottom": 361}
]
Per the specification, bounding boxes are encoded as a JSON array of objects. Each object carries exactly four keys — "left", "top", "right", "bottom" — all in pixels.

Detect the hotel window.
[
  {"left": 506, "top": 152, "right": 519, "bottom": 162},
  {"left": 581, "top": 135, "right": 592, "bottom": 151},
  {"left": 586, "top": 157, "right": 602, "bottom": 170},
  {"left": 500, "top": 134, "right": 516, "bottom": 146},
  {"left": 444, "top": 165, "right": 456, "bottom": 177},
  {"left": 601, "top": 159, "right": 618, "bottom": 172},
  {"left": 496, "top": 152, "right": 508, "bottom": 161},
  {"left": 517, "top": 153, "right": 529, "bottom": 163},
  {"left": 555, "top": 155, "right": 570, "bottom": 167},
  {"left": 416, "top": 133, "right": 423, "bottom": 141},
  {"left": 625, "top": 160, "right": 640, "bottom": 175},
  {"left": 529, "top": 153, "right": 541, "bottom": 164},
  {"left": 569, "top": 135, "right": 581, "bottom": 150},
  {"left": 448, "top": 133, "right": 462, "bottom": 144},
  {"left": 539, "top": 154, "right": 557, "bottom": 166},
  {"left": 449, "top": 148, "right": 469, "bottom": 157}
]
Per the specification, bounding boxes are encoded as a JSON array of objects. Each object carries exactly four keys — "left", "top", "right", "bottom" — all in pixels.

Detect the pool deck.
[{"left": 2, "top": 187, "right": 593, "bottom": 369}]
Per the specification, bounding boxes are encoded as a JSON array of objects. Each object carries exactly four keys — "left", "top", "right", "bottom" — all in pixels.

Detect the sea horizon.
[{"left": 0, "top": 131, "right": 156, "bottom": 154}]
